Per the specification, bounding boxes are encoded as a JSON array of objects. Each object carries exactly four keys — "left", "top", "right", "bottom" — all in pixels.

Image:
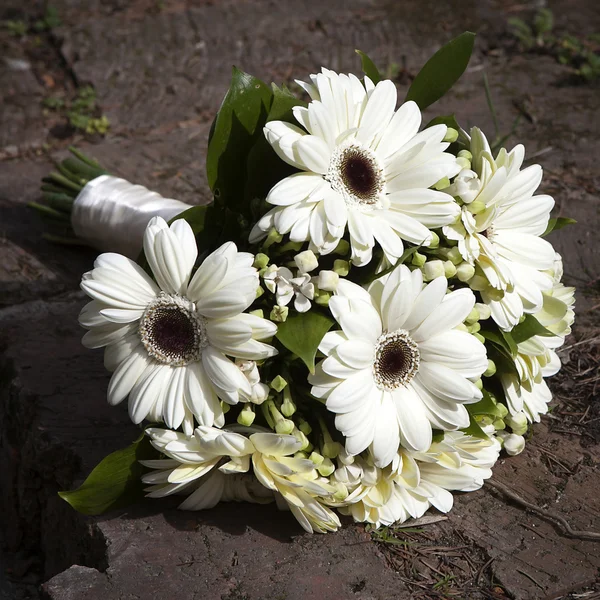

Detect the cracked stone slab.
[{"left": 42, "top": 505, "right": 411, "bottom": 600}]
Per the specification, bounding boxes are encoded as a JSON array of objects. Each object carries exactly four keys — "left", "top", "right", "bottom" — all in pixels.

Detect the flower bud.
[
  {"left": 465, "top": 307, "right": 480, "bottom": 324},
  {"left": 444, "top": 127, "right": 459, "bottom": 143},
  {"left": 314, "top": 291, "right": 331, "bottom": 306},
  {"left": 322, "top": 441, "right": 342, "bottom": 459},
  {"left": 317, "top": 457, "right": 335, "bottom": 477},
  {"left": 275, "top": 418, "right": 295, "bottom": 435},
  {"left": 475, "top": 302, "right": 492, "bottom": 320},
  {"left": 475, "top": 414, "right": 493, "bottom": 427},
  {"left": 237, "top": 404, "right": 256, "bottom": 427},
  {"left": 253, "top": 253, "right": 269, "bottom": 269},
  {"left": 221, "top": 401, "right": 231, "bottom": 415},
  {"left": 501, "top": 432, "right": 526, "bottom": 456},
  {"left": 456, "top": 263, "right": 476, "bottom": 282},
  {"left": 249, "top": 309, "right": 264, "bottom": 319},
  {"left": 333, "top": 239, "right": 350, "bottom": 255},
  {"left": 468, "top": 322, "right": 481, "bottom": 334},
  {"left": 292, "top": 428, "right": 311, "bottom": 451},
  {"left": 496, "top": 402, "right": 508, "bottom": 418},
  {"left": 298, "top": 418, "right": 312, "bottom": 435},
  {"left": 444, "top": 260, "right": 457, "bottom": 278},
  {"left": 333, "top": 259, "right": 350, "bottom": 277},
  {"left": 428, "top": 232, "right": 440, "bottom": 249},
  {"left": 309, "top": 451, "right": 325, "bottom": 466},
  {"left": 333, "top": 482, "right": 349, "bottom": 501},
  {"left": 281, "top": 388, "right": 296, "bottom": 417},
  {"left": 468, "top": 275, "right": 489, "bottom": 291},
  {"left": 423, "top": 260, "right": 445, "bottom": 281},
  {"left": 473, "top": 332, "right": 485, "bottom": 343},
  {"left": 456, "top": 156, "right": 470, "bottom": 170},
  {"left": 506, "top": 412, "right": 528, "bottom": 436},
  {"left": 294, "top": 250, "right": 319, "bottom": 274},
  {"left": 263, "top": 228, "right": 283, "bottom": 249},
  {"left": 473, "top": 378, "right": 483, "bottom": 390},
  {"left": 446, "top": 246, "right": 463, "bottom": 265},
  {"left": 411, "top": 251, "right": 427, "bottom": 268},
  {"left": 493, "top": 418, "right": 505, "bottom": 431},
  {"left": 270, "top": 375, "right": 287, "bottom": 392},
  {"left": 483, "top": 359, "right": 497, "bottom": 377},
  {"left": 468, "top": 200, "right": 486, "bottom": 215},
  {"left": 255, "top": 286, "right": 265, "bottom": 299},
  {"left": 318, "top": 270, "right": 339, "bottom": 292},
  {"left": 270, "top": 305, "right": 288, "bottom": 322},
  {"left": 457, "top": 149, "right": 472, "bottom": 160},
  {"left": 433, "top": 177, "right": 450, "bottom": 191}
]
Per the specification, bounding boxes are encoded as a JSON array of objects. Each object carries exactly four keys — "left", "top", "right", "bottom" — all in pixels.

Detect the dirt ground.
[{"left": 1, "top": 1, "right": 599, "bottom": 599}]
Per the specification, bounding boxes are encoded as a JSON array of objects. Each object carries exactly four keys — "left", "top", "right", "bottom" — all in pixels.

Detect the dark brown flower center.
[
  {"left": 341, "top": 149, "right": 379, "bottom": 201},
  {"left": 327, "top": 144, "right": 384, "bottom": 207},
  {"left": 373, "top": 330, "right": 420, "bottom": 390},
  {"left": 139, "top": 294, "right": 207, "bottom": 366}
]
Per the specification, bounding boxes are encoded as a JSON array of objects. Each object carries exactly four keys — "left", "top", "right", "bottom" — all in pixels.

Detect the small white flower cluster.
[{"left": 76, "top": 66, "right": 575, "bottom": 533}]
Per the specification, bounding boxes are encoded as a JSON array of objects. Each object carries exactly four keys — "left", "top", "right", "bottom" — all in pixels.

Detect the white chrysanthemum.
[
  {"left": 251, "top": 433, "right": 340, "bottom": 533},
  {"left": 379, "top": 432, "right": 501, "bottom": 526},
  {"left": 443, "top": 127, "right": 555, "bottom": 330},
  {"left": 250, "top": 68, "right": 460, "bottom": 266},
  {"left": 141, "top": 427, "right": 272, "bottom": 508},
  {"left": 309, "top": 266, "right": 487, "bottom": 467},
  {"left": 79, "top": 217, "right": 277, "bottom": 433}
]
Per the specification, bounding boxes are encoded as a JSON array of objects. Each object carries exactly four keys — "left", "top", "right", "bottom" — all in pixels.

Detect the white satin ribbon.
[{"left": 71, "top": 175, "right": 192, "bottom": 258}]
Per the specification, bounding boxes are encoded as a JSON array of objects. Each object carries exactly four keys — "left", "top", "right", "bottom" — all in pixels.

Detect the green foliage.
[
  {"left": 58, "top": 431, "right": 157, "bottom": 515},
  {"left": 3, "top": 20, "right": 27, "bottom": 36},
  {"left": 276, "top": 311, "right": 335, "bottom": 374},
  {"left": 405, "top": 32, "right": 476, "bottom": 110},
  {"left": 206, "top": 67, "right": 272, "bottom": 219},
  {"left": 467, "top": 390, "right": 505, "bottom": 418},
  {"left": 44, "top": 85, "right": 110, "bottom": 135},
  {"left": 508, "top": 9, "right": 600, "bottom": 82},
  {"left": 462, "top": 414, "right": 489, "bottom": 439},
  {"left": 33, "top": 5, "right": 62, "bottom": 31},
  {"left": 511, "top": 315, "right": 555, "bottom": 345},
  {"left": 543, "top": 216, "right": 577, "bottom": 236},
  {"left": 244, "top": 83, "right": 305, "bottom": 213},
  {"left": 355, "top": 50, "right": 382, "bottom": 84}
]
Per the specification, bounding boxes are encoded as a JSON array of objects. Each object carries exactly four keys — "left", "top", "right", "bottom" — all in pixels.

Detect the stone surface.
[{"left": 0, "top": 0, "right": 599, "bottom": 599}]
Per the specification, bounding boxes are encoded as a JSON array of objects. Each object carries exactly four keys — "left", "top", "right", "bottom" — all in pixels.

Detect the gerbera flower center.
[
  {"left": 327, "top": 144, "right": 384, "bottom": 208},
  {"left": 139, "top": 293, "right": 208, "bottom": 366},
  {"left": 373, "top": 330, "right": 420, "bottom": 391}
]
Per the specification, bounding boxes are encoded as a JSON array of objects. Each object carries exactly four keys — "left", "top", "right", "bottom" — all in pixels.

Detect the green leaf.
[
  {"left": 462, "top": 414, "right": 489, "bottom": 439},
  {"left": 542, "top": 217, "right": 577, "bottom": 236},
  {"left": 244, "top": 84, "right": 305, "bottom": 207},
  {"left": 356, "top": 50, "right": 382, "bottom": 84},
  {"left": 510, "top": 314, "right": 556, "bottom": 345},
  {"left": 58, "top": 431, "right": 156, "bottom": 516},
  {"left": 481, "top": 329, "right": 516, "bottom": 357},
  {"left": 276, "top": 311, "right": 335, "bottom": 374},
  {"left": 425, "top": 114, "right": 461, "bottom": 131},
  {"left": 467, "top": 390, "right": 504, "bottom": 417},
  {"left": 500, "top": 329, "right": 518, "bottom": 358},
  {"left": 405, "top": 32, "right": 476, "bottom": 110},
  {"left": 206, "top": 67, "right": 273, "bottom": 217}
]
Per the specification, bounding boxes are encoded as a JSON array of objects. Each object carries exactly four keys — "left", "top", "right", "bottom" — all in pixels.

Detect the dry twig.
[{"left": 487, "top": 480, "right": 600, "bottom": 541}]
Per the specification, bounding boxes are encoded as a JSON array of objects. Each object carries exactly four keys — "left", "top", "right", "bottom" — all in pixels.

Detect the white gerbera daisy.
[
  {"left": 250, "top": 68, "right": 460, "bottom": 266},
  {"left": 79, "top": 217, "right": 277, "bottom": 433},
  {"left": 379, "top": 431, "right": 500, "bottom": 526},
  {"left": 140, "top": 427, "right": 272, "bottom": 508},
  {"left": 443, "top": 127, "right": 556, "bottom": 330},
  {"left": 309, "top": 265, "right": 487, "bottom": 467}
]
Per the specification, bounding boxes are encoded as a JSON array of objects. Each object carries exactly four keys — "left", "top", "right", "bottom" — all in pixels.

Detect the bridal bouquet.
[{"left": 38, "top": 32, "right": 576, "bottom": 533}]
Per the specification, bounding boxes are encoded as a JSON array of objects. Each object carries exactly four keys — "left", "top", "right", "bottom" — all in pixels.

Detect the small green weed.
[{"left": 508, "top": 8, "right": 600, "bottom": 82}]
